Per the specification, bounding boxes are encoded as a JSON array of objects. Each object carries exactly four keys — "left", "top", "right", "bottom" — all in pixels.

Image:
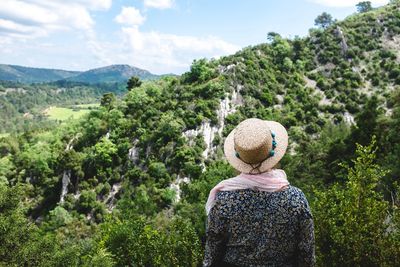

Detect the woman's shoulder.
[
  {"left": 215, "top": 185, "right": 310, "bottom": 207},
  {"left": 212, "top": 186, "right": 312, "bottom": 219},
  {"left": 286, "top": 186, "right": 311, "bottom": 204},
  {"left": 216, "top": 185, "right": 305, "bottom": 196},
  {"left": 286, "top": 185, "right": 308, "bottom": 198}
]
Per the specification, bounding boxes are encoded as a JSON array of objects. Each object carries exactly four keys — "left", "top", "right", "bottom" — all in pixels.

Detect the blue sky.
[{"left": 0, "top": 0, "right": 389, "bottom": 74}]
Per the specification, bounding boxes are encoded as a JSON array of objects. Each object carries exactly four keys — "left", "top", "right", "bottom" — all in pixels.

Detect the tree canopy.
[
  {"left": 356, "top": 1, "right": 373, "bottom": 13},
  {"left": 314, "top": 12, "right": 334, "bottom": 29}
]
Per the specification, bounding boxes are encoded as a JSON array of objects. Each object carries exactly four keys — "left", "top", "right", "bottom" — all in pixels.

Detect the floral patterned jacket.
[{"left": 203, "top": 186, "right": 315, "bottom": 267}]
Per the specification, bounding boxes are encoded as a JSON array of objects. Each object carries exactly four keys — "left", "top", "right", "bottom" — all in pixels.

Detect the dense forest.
[{"left": 1, "top": 1, "right": 400, "bottom": 266}]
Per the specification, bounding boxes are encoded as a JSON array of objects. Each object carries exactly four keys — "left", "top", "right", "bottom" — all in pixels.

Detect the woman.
[{"left": 203, "top": 118, "right": 315, "bottom": 267}]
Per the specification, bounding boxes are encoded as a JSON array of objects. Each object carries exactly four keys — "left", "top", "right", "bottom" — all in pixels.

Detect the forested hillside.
[
  {"left": 65, "top": 65, "right": 160, "bottom": 83},
  {"left": 0, "top": 64, "right": 161, "bottom": 83},
  {"left": 1, "top": 2, "right": 400, "bottom": 266},
  {"left": 0, "top": 80, "right": 126, "bottom": 133},
  {"left": 0, "top": 64, "right": 79, "bottom": 83}
]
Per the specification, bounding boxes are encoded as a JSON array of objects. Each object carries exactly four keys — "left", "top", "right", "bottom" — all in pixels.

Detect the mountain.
[
  {"left": 0, "top": 64, "right": 161, "bottom": 83},
  {"left": 66, "top": 64, "right": 159, "bottom": 83},
  {"left": 2, "top": 2, "right": 400, "bottom": 266},
  {"left": 0, "top": 64, "right": 79, "bottom": 83}
]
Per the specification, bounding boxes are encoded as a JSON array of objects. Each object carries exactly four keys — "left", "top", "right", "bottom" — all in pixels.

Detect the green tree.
[
  {"left": 183, "top": 59, "right": 215, "bottom": 83},
  {"left": 271, "top": 36, "right": 293, "bottom": 64},
  {"left": 356, "top": 1, "right": 373, "bottom": 13},
  {"left": 313, "top": 138, "right": 400, "bottom": 266},
  {"left": 127, "top": 76, "right": 142, "bottom": 91},
  {"left": 93, "top": 137, "right": 118, "bottom": 167},
  {"left": 267, "top": 31, "right": 280, "bottom": 42},
  {"left": 100, "top": 93, "right": 116, "bottom": 111},
  {"left": 0, "top": 184, "right": 59, "bottom": 266},
  {"left": 0, "top": 156, "right": 13, "bottom": 185},
  {"left": 349, "top": 95, "right": 381, "bottom": 147},
  {"left": 78, "top": 190, "right": 97, "bottom": 213},
  {"left": 99, "top": 215, "right": 202, "bottom": 266},
  {"left": 314, "top": 12, "right": 334, "bottom": 29},
  {"left": 48, "top": 206, "right": 73, "bottom": 228}
]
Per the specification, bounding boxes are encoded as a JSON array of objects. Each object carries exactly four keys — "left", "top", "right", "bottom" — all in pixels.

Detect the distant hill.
[
  {"left": 0, "top": 64, "right": 161, "bottom": 83},
  {"left": 66, "top": 64, "right": 159, "bottom": 83},
  {"left": 0, "top": 64, "right": 79, "bottom": 83}
]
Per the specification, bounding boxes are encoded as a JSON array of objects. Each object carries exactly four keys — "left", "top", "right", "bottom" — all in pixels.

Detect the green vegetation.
[
  {"left": 44, "top": 106, "right": 93, "bottom": 121},
  {"left": 0, "top": 64, "right": 79, "bottom": 83},
  {"left": 74, "top": 103, "right": 100, "bottom": 108},
  {"left": 0, "top": 80, "right": 124, "bottom": 133},
  {"left": 356, "top": 1, "right": 373, "bottom": 13},
  {"left": 1, "top": 2, "right": 400, "bottom": 266},
  {"left": 126, "top": 76, "right": 143, "bottom": 91},
  {"left": 314, "top": 139, "right": 400, "bottom": 266},
  {"left": 0, "top": 64, "right": 160, "bottom": 84},
  {"left": 66, "top": 65, "right": 159, "bottom": 84},
  {"left": 314, "top": 12, "right": 334, "bottom": 29}
]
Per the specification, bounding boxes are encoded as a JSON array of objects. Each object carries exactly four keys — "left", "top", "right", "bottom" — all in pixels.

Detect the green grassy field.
[
  {"left": 44, "top": 106, "right": 92, "bottom": 121},
  {"left": 0, "top": 133, "right": 10, "bottom": 138},
  {"left": 73, "top": 103, "right": 100, "bottom": 109}
]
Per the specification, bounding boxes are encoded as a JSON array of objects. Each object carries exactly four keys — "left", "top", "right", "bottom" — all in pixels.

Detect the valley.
[{"left": 43, "top": 104, "right": 99, "bottom": 121}]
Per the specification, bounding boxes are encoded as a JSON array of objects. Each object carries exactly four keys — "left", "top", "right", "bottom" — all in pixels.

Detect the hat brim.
[{"left": 224, "top": 120, "right": 288, "bottom": 174}]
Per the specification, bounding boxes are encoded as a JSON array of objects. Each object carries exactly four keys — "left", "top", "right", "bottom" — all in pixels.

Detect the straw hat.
[{"left": 224, "top": 118, "right": 288, "bottom": 174}]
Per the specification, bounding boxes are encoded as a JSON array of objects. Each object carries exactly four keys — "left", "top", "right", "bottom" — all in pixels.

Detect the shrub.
[
  {"left": 313, "top": 138, "right": 400, "bottom": 266},
  {"left": 99, "top": 216, "right": 202, "bottom": 266}
]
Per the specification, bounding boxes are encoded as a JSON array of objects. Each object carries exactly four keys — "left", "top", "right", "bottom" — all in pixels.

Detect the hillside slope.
[
  {"left": 66, "top": 64, "right": 159, "bottom": 83},
  {"left": 0, "top": 64, "right": 79, "bottom": 83},
  {"left": 0, "top": 64, "right": 160, "bottom": 83}
]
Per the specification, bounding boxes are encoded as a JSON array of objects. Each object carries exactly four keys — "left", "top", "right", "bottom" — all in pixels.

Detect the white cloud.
[
  {"left": 115, "top": 6, "right": 146, "bottom": 26},
  {"left": 70, "top": 0, "right": 112, "bottom": 10},
  {"left": 144, "top": 0, "right": 174, "bottom": 9},
  {"left": 0, "top": 0, "right": 114, "bottom": 71},
  {"left": 25, "top": 0, "right": 112, "bottom": 10},
  {"left": 109, "top": 3, "right": 239, "bottom": 73},
  {"left": 309, "top": 0, "right": 389, "bottom": 7},
  {"left": 0, "top": 0, "right": 240, "bottom": 74},
  {"left": 0, "top": 18, "right": 41, "bottom": 35},
  {"left": 0, "top": 0, "right": 112, "bottom": 40},
  {"left": 117, "top": 26, "right": 240, "bottom": 74}
]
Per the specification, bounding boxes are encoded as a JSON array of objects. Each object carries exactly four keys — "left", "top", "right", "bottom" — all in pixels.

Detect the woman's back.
[{"left": 203, "top": 186, "right": 315, "bottom": 267}]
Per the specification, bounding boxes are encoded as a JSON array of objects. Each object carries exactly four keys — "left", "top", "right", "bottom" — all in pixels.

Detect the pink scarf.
[{"left": 205, "top": 169, "right": 289, "bottom": 215}]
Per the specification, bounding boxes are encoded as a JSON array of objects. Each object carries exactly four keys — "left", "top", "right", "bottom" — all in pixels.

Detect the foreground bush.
[{"left": 313, "top": 138, "right": 400, "bottom": 266}]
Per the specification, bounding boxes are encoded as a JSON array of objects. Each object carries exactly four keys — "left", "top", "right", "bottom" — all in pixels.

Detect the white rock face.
[
  {"left": 343, "top": 112, "right": 355, "bottom": 124},
  {"left": 336, "top": 26, "right": 349, "bottom": 55},
  {"left": 182, "top": 128, "right": 200, "bottom": 146},
  {"left": 60, "top": 170, "right": 71, "bottom": 203},
  {"left": 60, "top": 136, "right": 77, "bottom": 204},
  {"left": 217, "top": 64, "right": 236, "bottom": 74},
  {"left": 304, "top": 77, "right": 317, "bottom": 89},
  {"left": 105, "top": 182, "right": 122, "bottom": 210},
  {"left": 174, "top": 84, "right": 244, "bottom": 202},
  {"left": 276, "top": 94, "right": 284, "bottom": 104},
  {"left": 201, "top": 121, "right": 219, "bottom": 159},
  {"left": 169, "top": 175, "right": 190, "bottom": 203},
  {"left": 182, "top": 84, "right": 243, "bottom": 159},
  {"left": 128, "top": 147, "right": 139, "bottom": 162},
  {"left": 128, "top": 139, "right": 139, "bottom": 163}
]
